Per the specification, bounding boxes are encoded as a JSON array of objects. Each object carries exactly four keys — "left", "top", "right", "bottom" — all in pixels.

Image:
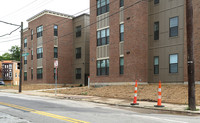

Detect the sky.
[{"left": 0, "top": 0, "right": 90, "bottom": 55}]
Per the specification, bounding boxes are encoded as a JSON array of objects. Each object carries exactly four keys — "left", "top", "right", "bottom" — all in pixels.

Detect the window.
[
  {"left": 97, "top": 28, "right": 109, "bottom": 46},
  {"left": 76, "top": 47, "right": 81, "bottom": 59},
  {"left": 120, "top": 57, "right": 124, "bottom": 74},
  {"left": 15, "top": 73, "right": 17, "bottom": 77},
  {"left": 154, "top": 0, "right": 159, "bottom": 4},
  {"left": 170, "top": 16, "right": 178, "bottom": 37},
  {"left": 37, "top": 25, "right": 43, "bottom": 38},
  {"left": 54, "top": 25, "right": 58, "bottom": 36},
  {"left": 31, "top": 69, "right": 33, "bottom": 80},
  {"left": 97, "top": 59, "right": 109, "bottom": 76},
  {"left": 9, "top": 64, "right": 12, "bottom": 69},
  {"left": 31, "top": 30, "right": 33, "bottom": 40},
  {"left": 154, "top": 56, "right": 159, "bottom": 74},
  {"left": 76, "top": 25, "right": 81, "bottom": 37},
  {"left": 76, "top": 68, "right": 81, "bottom": 79},
  {"left": 24, "top": 72, "right": 27, "bottom": 81},
  {"left": 54, "top": 47, "right": 58, "bottom": 58},
  {"left": 120, "top": 24, "right": 124, "bottom": 41},
  {"left": 154, "top": 22, "right": 159, "bottom": 40},
  {"left": 169, "top": 54, "right": 178, "bottom": 73},
  {"left": 37, "top": 68, "right": 43, "bottom": 79},
  {"left": 54, "top": 68, "right": 58, "bottom": 80},
  {"left": 24, "top": 38, "right": 27, "bottom": 48},
  {"left": 31, "top": 50, "right": 33, "bottom": 60},
  {"left": 120, "top": 0, "right": 124, "bottom": 7},
  {"left": 24, "top": 56, "right": 27, "bottom": 65},
  {"left": 37, "top": 47, "right": 43, "bottom": 59},
  {"left": 97, "top": 0, "right": 109, "bottom": 16}
]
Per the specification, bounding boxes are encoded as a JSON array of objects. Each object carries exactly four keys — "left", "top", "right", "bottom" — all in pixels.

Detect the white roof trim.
[{"left": 27, "top": 10, "right": 74, "bottom": 22}]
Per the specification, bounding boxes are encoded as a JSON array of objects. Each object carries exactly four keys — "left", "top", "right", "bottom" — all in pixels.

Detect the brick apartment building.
[
  {"left": 22, "top": 10, "right": 89, "bottom": 85},
  {"left": 0, "top": 60, "right": 20, "bottom": 85},
  {"left": 90, "top": 0, "right": 200, "bottom": 85}
]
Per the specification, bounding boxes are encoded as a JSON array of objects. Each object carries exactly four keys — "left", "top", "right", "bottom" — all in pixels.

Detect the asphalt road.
[{"left": 0, "top": 92, "right": 200, "bottom": 123}]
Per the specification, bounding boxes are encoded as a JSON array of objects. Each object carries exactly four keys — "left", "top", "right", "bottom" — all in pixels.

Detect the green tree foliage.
[
  {"left": 0, "top": 45, "right": 20, "bottom": 61},
  {"left": 9, "top": 45, "right": 20, "bottom": 61}
]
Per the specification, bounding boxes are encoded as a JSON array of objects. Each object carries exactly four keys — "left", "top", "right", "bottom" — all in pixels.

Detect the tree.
[
  {"left": 9, "top": 45, "right": 20, "bottom": 61},
  {"left": 2, "top": 53, "right": 12, "bottom": 60}
]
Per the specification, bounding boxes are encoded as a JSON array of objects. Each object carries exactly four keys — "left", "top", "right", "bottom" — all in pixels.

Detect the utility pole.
[
  {"left": 186, "top": 0, "right": 196, "bottom": 111},
  {"left": 19, "top": 22, "right": 23, "bottom": 93}
]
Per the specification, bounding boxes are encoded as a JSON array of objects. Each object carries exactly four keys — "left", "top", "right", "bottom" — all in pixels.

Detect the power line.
[
  {"left": 0, "top": 20, "right": 20, "bottom": 26},
  {"left": 0, "top": 0, "right": 39, "bottom": 19},
  {"left": 0, "top": 26, "right": 21, "bottom": 37},
  {"left": 24, "top": 0, "right": 147, "bottom": 61}
]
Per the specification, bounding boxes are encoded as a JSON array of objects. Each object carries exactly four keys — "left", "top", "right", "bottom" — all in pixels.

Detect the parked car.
[{"left": 0, "top": 81, "right": 5, "bottom": 85}]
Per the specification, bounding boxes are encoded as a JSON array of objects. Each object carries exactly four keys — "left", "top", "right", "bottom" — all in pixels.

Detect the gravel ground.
[
  {"left": 45, "top": 84, "right": 200, "bottom": 105},
  {"left": 0, "top": 112, "right": 30, "bottom": 123}
]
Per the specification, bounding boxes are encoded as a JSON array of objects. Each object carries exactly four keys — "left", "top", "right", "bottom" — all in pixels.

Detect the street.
[{"left": 0, "top": 92, "right": 200, "bottom": 123}]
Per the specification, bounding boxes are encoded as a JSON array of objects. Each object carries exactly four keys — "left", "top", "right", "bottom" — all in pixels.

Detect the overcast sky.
[{"left": 0, "top": 0, "right": 90, "bottom": 55}]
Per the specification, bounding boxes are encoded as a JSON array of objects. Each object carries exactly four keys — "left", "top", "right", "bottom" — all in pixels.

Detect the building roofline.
[
  {"left": 74, "top": 13, "right": 90, "bottom": 19},
  {"left": 27, "top": 10, "right": 74, "bottom": 22}
]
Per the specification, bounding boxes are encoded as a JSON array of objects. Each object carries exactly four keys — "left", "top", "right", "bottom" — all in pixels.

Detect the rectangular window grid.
[
  {"left": 37, "top": 25, "right": 43, "bottom": 38},
  {"left": 154, "top": 22, "right": 159, "bottom": 40},
  {"left": 97, "top": 28, "right": 109, "bottom": 46},
  {"left": 170, "top": 16, "right": 178, "bottom": 37},
  {"left": 97, "top": 0, "right": 109, "bottom": 16},
  {"left": 120, "top": 57, "right": 124, "bottom": 74},
  {"left": 54, "top": 47, "right": 58, "bottom": 58},
  {"left": 169, "top": 54, "right": 178, "bottom": 73},
  {"left": 76, "top": 68, "right": 81, "bottom": 79},
  {"left": 154, "top": 56, "right": 159, "bottom": 74},
  {"left": 97, "top": 59, "right": 109, "bottom": 76},
  {"left": 76, "top": 47, "right": 81, "bottom": 59},
  {"left": 37, "top": 48, "right": 43, "bottom": 59},
  {"left": 54, "top": 25, "right": 58, "bottom": 36},
  {"left": 37, "top": 68, "right": 43, "bottom": 79},
  {"left": 76, "top": 25, "right": 81, "bottom": 37},
  {"left": 120, "top": 24, "right": 124, "bottom": 41}
]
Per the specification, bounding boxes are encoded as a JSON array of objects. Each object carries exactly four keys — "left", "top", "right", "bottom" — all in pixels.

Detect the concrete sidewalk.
[{"left": 1, "top": 89, "right": 200, "bottom": 115}]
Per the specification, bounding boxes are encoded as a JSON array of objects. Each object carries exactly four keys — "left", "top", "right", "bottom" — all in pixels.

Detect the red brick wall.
[
  {"left": 90, "top": 0, "right": 148, "bottom": 83},
  {"left": 23, "top": 14, "right": 73, "bottom": 84}
]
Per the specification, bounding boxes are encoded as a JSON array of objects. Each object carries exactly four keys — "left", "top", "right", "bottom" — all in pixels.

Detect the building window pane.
[
  {"left": 54, "top": 47, "right": 58, "bottom": 58},
  {"left": 54, "top": 25, "right": 58, "bottom": 36},
  {"left": 37, "top": 47, "right": 43, "bottom": 59},
  {"left": 170, "top": 17, "right": 178, "bottom": 37},
  {"left": 169, "top": 54, "right": 178, "bottom": 73},
  {"left": 76, "top": 47, "right": 81, "bottom": 59},
  {"left": 97, "top": 59, "right": 109, "bottom": 76},
  {"left": 37, "top": 25, "right": 43, "bottom": 38},
  {"left": 154, "top": 0, "right": 159, "bottom": 4},
  {"left": 31, "top": 30, "right": 33, "bottom": 40},
  {"left": 120, "top": 24, "right": 124, "bottom": 41},
  {"left": 76, "top": 25, "right": 81, "bottom": 37},
  {"left": 154, "top": 22, "right": 159, "bottom": 40},
  {"left": 37, "top": 68, "right": 43, "bottom": 79},
  {"left": 154, "top": 56, "right": 159, "bottom": 74},
  {"left": 24, "top": 72, "right": 27, "bottom": 81},
  {"left": 120, "top": 57, "right": 124, "bottom": 74},
  {"left": 97, "top": 28, "right": 109, "bottom": 46},
  {"left": 24, "top": 38, "right": 27, "bottom": 48},
  {"left": 76, "top": 68, "right": 81, "bottom": 79},
  {"left": 24, "top": 56, "right": 27, "bottom": 65},
  {"left": 120, "top": 0, "right": 124, "bottom": 7},
  {"left": 97, "top": 0, "right": 109, "bottom": 16}
]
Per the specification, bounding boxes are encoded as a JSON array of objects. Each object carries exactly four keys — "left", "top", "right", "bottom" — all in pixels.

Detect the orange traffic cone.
[
  {"left": 154, "top": 80, "right": 164, "bottom": 107},
  {"left": 131, "top": 80, "right": 139, "bottom": 105}
]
